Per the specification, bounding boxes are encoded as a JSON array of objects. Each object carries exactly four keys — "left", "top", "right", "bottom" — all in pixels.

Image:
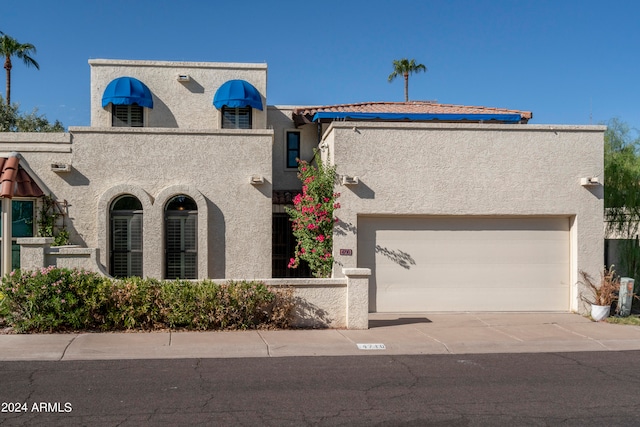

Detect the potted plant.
[{"left": 579, "top": 266, "right": 620, "bottom": 321}]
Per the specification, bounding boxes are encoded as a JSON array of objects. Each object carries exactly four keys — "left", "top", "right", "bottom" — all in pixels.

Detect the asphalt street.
[{"left": 2, "top": 351, "right": 640, "bottom": 426}]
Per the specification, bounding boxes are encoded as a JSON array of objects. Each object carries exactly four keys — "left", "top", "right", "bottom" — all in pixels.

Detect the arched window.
[
  {"left": 165, "top": 195, "right": 197, "bottom": 279},
  {"left": 110, "top": 195, "right": 143, "bottom": 278}
]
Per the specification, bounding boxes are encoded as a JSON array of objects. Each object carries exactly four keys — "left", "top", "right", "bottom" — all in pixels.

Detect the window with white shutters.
[
  {"left": 165, "top": 195, "right": 197, "bottom": 279},
  {"left": 112, "top": 104, "right": 144, "bottom": 127},
  {"left": 110, "top": 195, "right": 143, "bottom": 277},
  {"left": 221, "top": 106, "right": 252, "bottom": 129}
]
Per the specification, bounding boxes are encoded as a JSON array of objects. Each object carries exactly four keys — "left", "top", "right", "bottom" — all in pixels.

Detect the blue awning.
[
  {"left": 102, "top": 77, "right": 154, "bottom": 109},
  {"left": 311, "top": 112, "right": 523, "bottom": 123},
  {"left": 213, "top": 80, "right": 263, "bottom": 111}
]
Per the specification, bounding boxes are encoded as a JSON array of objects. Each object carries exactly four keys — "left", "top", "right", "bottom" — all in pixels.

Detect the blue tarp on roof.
[
  {"left": 213, "top": 80, "right": 263, "bottom": 111},
  {"left": 311, "top": 112, "right": 523, "bottom": 123},
  {"left": 102, "top": 77, "right": 154, "bottom": 108}
]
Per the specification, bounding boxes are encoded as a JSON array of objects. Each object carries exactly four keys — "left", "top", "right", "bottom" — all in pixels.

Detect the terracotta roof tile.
[
  {"left": 0, "top": 156, "right": 19, "bottom": 198},
  {"left": 292, "top": 101, "right": 532, "bottom": 125},
  {"left": 0, "top": 156, "right": 44, "bottom": 198}
]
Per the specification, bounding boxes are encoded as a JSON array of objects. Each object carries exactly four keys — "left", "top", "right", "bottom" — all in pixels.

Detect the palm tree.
[
  {"left": 388, "top": 58, "right": 427, "bottom": 102},
  {"left": 0, "top": 32, "right": 39, "bottom": 105}
]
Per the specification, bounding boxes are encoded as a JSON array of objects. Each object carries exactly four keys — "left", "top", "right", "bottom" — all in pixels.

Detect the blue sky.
[{"left": 2, "top": 0, "right": 639, "bottom": 132}]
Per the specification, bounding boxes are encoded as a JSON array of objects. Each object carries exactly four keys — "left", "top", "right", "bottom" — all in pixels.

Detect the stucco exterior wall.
[
  {"left": 0, "top": 128, "right": 274, "bottom": 280},
  {"left": 325, "top": 122, "right": 605, "bottom": 311},
  {"left": 90, "top": 59, "right": 268, "bottom": 130},
  {"left": 268, "top": 106, "right": 319, "bottom": 191}
]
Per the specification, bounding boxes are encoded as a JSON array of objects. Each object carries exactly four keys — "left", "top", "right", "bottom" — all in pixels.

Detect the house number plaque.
[{"left": 339, "top": 249, "right": 353, "bottom": 256}]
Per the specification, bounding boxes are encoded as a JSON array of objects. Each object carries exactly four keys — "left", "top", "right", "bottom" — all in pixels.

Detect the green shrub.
[
  {"left": 0, "top": 267, "right": 294, "bottom": 333},
  {"left": 160, "top": 280, "right": 292, "bottom": 330},
  {"left": 0, "top": 290, "right": 9, "bottom": 322},
  {"left": 106, "top": 277, "right": 164, "bottom": 330},
  {"left": 160, "top": 279, "right": 226, "bottom": 329},
  {"left": 0, "top": 267, "right": 110, "bottom": 332}
]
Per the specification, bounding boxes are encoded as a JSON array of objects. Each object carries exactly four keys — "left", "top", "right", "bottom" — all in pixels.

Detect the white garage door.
[{"left": 358, "top": 216, "right": 570, "bottom": 312}]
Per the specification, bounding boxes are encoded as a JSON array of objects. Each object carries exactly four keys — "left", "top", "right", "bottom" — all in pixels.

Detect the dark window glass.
[
  {"left": 286, "top": 131, "right": 301, "bottom": 168},
  {"left": 0, "top": 200, "right": 35, "bottom": 238},
  {"left": 166, "top": 195, "right": 198, "bottom": 211},
  {"left": 0, "top": 200, "right": 35, "bottom": 271}
]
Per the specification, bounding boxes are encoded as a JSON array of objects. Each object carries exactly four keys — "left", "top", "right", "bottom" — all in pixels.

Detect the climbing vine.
[{"left": 37, "top": 195, "right": 69, "bottom": 246}]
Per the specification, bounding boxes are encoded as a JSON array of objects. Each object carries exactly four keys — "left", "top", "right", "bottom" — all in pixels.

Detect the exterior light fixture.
[
  {"left": 341, "top": 175, "right": 359, "bottom": 185},
  {"left": 250, "top": 175, "right": 265, "bottom": 185},
  {"left": 51, "top": 163, "right": 71, "bottom": 173},
  {"left": 580, "top": 177, "right": 600, "bottom": 186}
]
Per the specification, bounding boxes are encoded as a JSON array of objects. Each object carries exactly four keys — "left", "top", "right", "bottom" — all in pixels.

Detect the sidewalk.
[{"left": 1, "top": 313, "right": 640, "bottom": 361}]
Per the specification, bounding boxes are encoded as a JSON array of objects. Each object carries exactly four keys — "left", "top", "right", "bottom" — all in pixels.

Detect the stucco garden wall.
[
  {"left": 325, "top": 122, "right": 605, "bottom": 312},
  {"left": 89, "top": 59, "right": 268, "bottom": 130},
  {"left": 16, "top": 239, "right": 370, "bottom": 329}
]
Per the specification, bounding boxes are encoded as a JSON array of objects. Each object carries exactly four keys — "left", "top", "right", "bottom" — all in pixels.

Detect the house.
[{"left": 0, "top": 59, "right": 605, "bottom": 316}]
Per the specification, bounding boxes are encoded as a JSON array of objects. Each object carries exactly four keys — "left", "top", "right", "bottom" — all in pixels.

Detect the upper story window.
[
  {"left": 286, "top": 131, "right": 301, "bottom": 168},
  {"left": 113, "top": 104, "right": 144, "bottom": 127},
  {"left": 102, "top": 76, "right": 153, "bottom": 128},
  {"left": 222, "top": 106, "right": 252, "bottom": 129},
  {"left": 213, "top": 80, "right": 263, "bottom": 129}
]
